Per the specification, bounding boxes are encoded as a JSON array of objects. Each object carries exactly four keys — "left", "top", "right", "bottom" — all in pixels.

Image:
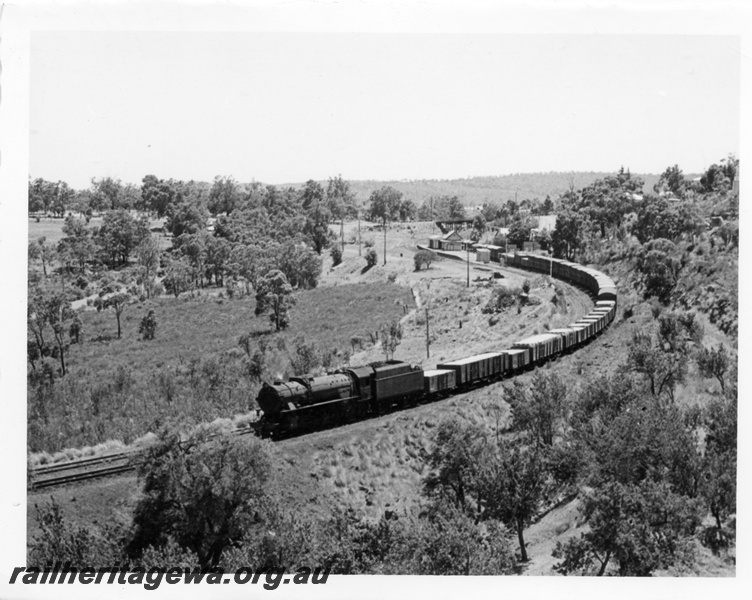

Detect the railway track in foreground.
[
  {"left": 28, "top": 426, "right": 259, "bottom": 490},
  {"left": 30, "top": 452, "right": 138, "bottom": 490}
]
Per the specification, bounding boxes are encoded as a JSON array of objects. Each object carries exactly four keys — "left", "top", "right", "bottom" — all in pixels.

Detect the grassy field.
[
  {"left": 28, "top": 216, "right": 79, "bottom": 244},
  {"left": 28, "top": 281, "right": 413, "bottom": 455},
  {"left": 55, "top": 281, "right": 413, "bottom": 378},
  {"left": 28, "top": 216, "right": 170, "bottom": 248}
]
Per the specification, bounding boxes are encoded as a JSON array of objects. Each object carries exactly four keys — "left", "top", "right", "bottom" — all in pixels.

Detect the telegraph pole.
[
  {"left": 340, "top": 219, "right": 345, "bottom": 253},
  {"left": 383, "top": 219, "right": 387, "bottom": 265},
  {"left": 358, "top": 212, "right": 361, "bottom": 256},
  {"left": 425, "top": 307, "right": 430, "bottom": 358},
  {"left": 466, "top": 243, "right": 470, "bottom": 287}
]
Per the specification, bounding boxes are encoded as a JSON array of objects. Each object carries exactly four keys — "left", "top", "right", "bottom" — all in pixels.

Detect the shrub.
[
  {"left": 201, "top": 356, "right": 225, "bottom": 390},
  {"left": 414, "top": 250, "right": 437, "bottom": 271},
  {"left": 697, "top": 344, "right": 730, "bottom": 393},
  {"left": 330, "top": 244, "right": 343, "bottom": 266},
  {"left": 380, "top": 320, "right": 403, "bottom": 360},
  {"left": 69, "top": 313, "right": 83, "bottom": 343},
  {"left": 365, "top": 249, "right": 378, "bottom": 268},
  {"left": 290, "top": 335, "right": 321, "bottom": 375},
  {"left": 483, "top": 286, "right": 522, "bottom": 314},
  {"left": 139, "top": 309, "right": 157, "bottom": 340},
  {"left": 635, "top": 241, "right": 681, "bottom": 304},
  {"left": 29, "top": 498, "right": 124, "bottom": 567}
]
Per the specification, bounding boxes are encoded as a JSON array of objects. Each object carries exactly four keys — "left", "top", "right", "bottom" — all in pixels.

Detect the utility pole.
[
  {"left": 425, "top": 307, "right": 430, "bottom": 358},
  {"left": 358, "top": 212, "right": 361, "bottom": 256},
  {"left": 383, "top": 219, "right": 387, "bottom": 265},
  {"left": 466, "top": 243, "right": 470, "bottom": 287},
  {"left": 340, "top": 218, "right": 345, "bottom": 253}
]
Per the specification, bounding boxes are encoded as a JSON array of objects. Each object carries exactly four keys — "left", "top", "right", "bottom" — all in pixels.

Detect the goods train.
[{"left": 254, "top": 251, "right": 617, "bottom": 438}]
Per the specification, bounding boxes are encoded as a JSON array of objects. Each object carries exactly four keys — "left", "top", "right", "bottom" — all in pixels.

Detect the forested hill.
[{"left": 285, "top": 171, "right": 664, "bottom": 207}]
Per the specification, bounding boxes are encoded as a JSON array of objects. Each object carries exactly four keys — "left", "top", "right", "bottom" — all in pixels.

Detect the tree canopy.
[
  {"left": 95, "top": 209, "right": 150, "bottom": 267},
  {"left": 127, "top": 429, "right": 274, "bottom": 568},
  {"left": 254, "top": 269, "right": 296, "bottom": 331},
  {"left": 368, "top": 186, "right": 403, "bottom": 223}
]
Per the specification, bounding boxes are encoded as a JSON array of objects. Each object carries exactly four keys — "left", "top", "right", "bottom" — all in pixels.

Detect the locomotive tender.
[{"left": 255, "top": 252, "right": 617, "bottom": 438}]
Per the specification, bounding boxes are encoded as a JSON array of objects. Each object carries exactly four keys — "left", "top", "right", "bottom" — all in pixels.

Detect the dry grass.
[
  {"left": 28, "top": 282, "right": 412, "bottom": 454},
  {"left": 310, "top": 386, "right": 512, "bottom": 518},
  {"left": 28, "top": 216, "right": 169, "bottom": 247},
  {"left": 50, "top": 281, "right": 411, "bottom": 385},
  {"left": 28, "top": 438, "right": 128, "bottom": 467}
]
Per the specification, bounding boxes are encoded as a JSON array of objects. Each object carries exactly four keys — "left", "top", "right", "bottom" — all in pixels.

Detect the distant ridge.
[{"left": 281, "top": 171, "right": 665, "bottom": 207}]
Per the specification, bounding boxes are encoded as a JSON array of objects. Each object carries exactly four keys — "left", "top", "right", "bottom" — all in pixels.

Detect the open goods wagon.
[{"left": 423, "top": 369, "right": 457, "bottom": 395}]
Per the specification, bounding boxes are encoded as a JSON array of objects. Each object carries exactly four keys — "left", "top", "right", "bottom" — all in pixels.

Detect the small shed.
[
  {"left": 438, "top": 230, "right": 464, "bottom": 251},
  {"left": 428, "top": 235, "right": 442, "bottom": 249},
  {"left": 476, "top": 248, "right": 490, "bottom": 263}
]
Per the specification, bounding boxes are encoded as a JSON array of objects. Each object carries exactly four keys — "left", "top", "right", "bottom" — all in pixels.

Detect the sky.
[{"left": 30, "top": 32, "right": 740, "bottom": 189}]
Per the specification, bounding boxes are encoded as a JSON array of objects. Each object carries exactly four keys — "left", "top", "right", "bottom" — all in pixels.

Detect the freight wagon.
[
  {"left": 547, "top": 328, "right": 577, "bottom": 350},
  {"left": 512, "top": 333, "right": 562, "bottom": 364},
  {"left": 502, "top": 348, "right": 529, "bottom": 371},
  {"left": 423, "top": 369, "right": 457, "bottom": 396},
  {"left": 436, "top": 353, "right": 504, "bottom": 388}
]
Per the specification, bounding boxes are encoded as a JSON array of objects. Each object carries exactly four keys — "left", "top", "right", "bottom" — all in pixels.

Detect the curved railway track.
[{"left": 29, "top": 252, "right": 615, "bottom": 490}]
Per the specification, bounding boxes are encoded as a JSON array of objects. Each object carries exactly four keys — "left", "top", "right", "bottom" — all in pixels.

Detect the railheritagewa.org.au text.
[{"left": 9, "top": 563, "right": 330, "bottom": 590}]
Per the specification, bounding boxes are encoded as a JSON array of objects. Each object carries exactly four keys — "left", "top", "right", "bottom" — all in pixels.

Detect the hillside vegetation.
[
  {"left": 28, "top": 158, "right": 737, "bottom": 576},
  {"left": 28, "top": 281, "right": 412, "bottom": 455}
]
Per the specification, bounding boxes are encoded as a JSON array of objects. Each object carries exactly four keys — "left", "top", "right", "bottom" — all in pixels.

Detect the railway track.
[
  {"left": 30, "top": 452, "right": 138, "bottom": 489},
  {"left": 28, "top": 425, "right": 259, "bottom": 491}
]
